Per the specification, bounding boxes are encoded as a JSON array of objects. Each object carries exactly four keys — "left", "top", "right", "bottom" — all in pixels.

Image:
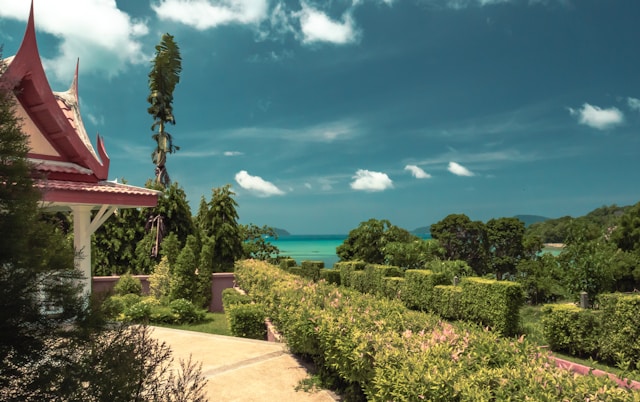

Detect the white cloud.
[
  {"left": 404, "top": 165, "right": 432, "bottom": 179},
  {"left": 224, "top": 151, "right": 243, "bottom": 156},
  {"left": 448, "top": 162, "right": 475, "bottom": 177},
  {"left": 0, "top": 0, "right": 149, "bottom": 81},
  {"left": 350, "top": 169, "right": 393, "bottom": 192},
  {"left": 628, "top": 97, "right": 640, "bottom": 112},
  {"left": 568, "top": 103, "right": 624, "bottom": 130},
  {"left": 235, "top": 170, "right": 285, "bottom": 197},
  {"left": 297, "top": 3, "right": 359, "bottom": 45},
  {"left": 152, "top": 0, "right": 269, "bottom": 30}
]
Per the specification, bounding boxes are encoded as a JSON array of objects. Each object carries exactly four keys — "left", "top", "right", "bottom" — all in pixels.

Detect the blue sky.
[{"left": 2, "top": 0, "right": 639, "bottom": 234}]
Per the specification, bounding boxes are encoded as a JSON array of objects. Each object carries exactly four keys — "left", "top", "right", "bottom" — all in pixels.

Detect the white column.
[{"left": 71, "top": 205, "right": 93, "bottom": 298}]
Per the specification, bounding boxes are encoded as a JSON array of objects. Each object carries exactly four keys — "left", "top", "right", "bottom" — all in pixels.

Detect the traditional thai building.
[{"left": 1, "top": 4, "right": 159, "bottom": 296}]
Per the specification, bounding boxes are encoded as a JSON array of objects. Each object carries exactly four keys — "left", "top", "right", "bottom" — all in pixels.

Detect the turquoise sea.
[
  {"left": 269, "top": 234, "right": 432, "bottom": 268},
  {"left": 269, "top": 235, "right": 346, "bottom": 268}
]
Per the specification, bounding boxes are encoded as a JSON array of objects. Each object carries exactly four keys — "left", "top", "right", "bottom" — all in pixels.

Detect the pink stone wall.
[{"left": 92, "top": 273, "right": 236, "bottom": 313}]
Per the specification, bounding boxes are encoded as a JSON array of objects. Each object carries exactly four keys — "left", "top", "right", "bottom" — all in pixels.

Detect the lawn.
[{"left": 153, "top": 312, "right": 231, "bottom": 336}]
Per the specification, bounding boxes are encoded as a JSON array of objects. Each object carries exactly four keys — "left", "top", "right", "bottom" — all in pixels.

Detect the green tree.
[
  {"left": 147, "top": 33, "right": 182, "bottom": 187},
  {"left": 611, "top": 201, "right": 640, "bottom": 254},
  {"left": 337, "top": 219, "right": 417, "bottom": 264},
  {"left": 516, "top": 254, "right": 566, "bottom": 304},
  {"left": 383, "top": 239, "right": 443, "bottom": 269},
  {"left": 486, "top": 217, "right": 526, "bottom": 280},
  {"left": 430, "top": 214, "right": 489, "bottom": 275},
  {"left": 198, "top": 185, "right": 243, "bottom": 272},
  {"left": 241, "top": 224, "right": 281, "bottom": 261},
  {"left": 169, "top": 236, "right": 198, "bottom": 302}
]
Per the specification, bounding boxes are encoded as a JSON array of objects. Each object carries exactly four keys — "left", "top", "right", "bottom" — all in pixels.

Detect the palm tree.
[{"left": 147, "top": 33, "right": 182, "bottom": 187}]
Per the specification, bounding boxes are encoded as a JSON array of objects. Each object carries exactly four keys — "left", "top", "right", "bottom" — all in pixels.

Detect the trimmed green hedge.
[
  {"left": 458, "top": 277, "right": 524, "bottom": 337},
  {"left": 541, "top": 303, "right": 601, "bottom": 358},
  {"left": 234, "top": 259, "right": 638, "bottom": 401},
  {"left": 336, "top": 260, "right": 366, "bottom": 288},
  {"left": 380, "top": 277, "right": 405, "bottom": 300},
  {"left": 599, "top": 293, "right": 640, "bottom": 366},
  {"left": 279, "top": 258, "right": 297, "bottom": 270},
  {"left": 221, "top": 288, "right": 252, "bottom": 312},
  {"left": 301, "top": 260, "right": 324, "bottom": 281},
  {"left": 320, "top": 269, "right": 341, "bottom": 285},
  {"left": 432, "top": 285, "right": 462, "bottom": 320},
  {"left": 227, "top": 303, "right": 267, "bottom": 340},
  {"left": 401, "top": 269, "right": 448, "bottom": 311},
  {"left": 357, "top": 264, "right": 404, "bottom": 295}
]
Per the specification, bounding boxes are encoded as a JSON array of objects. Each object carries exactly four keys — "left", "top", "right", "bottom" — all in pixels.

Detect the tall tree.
[
  {"left": 198, "top": 185, "right": 243, "bottom": 272},
  {"left": 147, "top": 33, "right": 182, "bottom": 187},
  {"left": 486, "top": 217, "right": 526, "bottom": 280},
  {"left": 337, "top": 219, "right": 417, "bottom": 264},
  {"left": 430, "top": 214, "right": 489, "bottom": 275}
]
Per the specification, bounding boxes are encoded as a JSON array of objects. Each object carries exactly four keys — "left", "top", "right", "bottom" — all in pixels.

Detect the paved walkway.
[{"left": 150, "top": 327, "right": 339, "bottom": 402}]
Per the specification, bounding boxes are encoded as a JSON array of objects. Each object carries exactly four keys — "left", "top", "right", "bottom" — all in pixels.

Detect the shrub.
[
  {"left": 401, "top": 269, "right": 448, "bottom": 311},
  {"left": 380, "top": 277, "right": 404, "bottom": 300},
  {"left": 227, "top": 303, "right": 267, "bottom": 340},
  {"left": 431, "top": 285, "right": 462, "bottom": 320},
  {"left": 288, "top": 266, "right": 303, "bottom": 276},
  {"left": 301, "top": 260, "right": 324, "bottom": 281},
  {"left": 279, "top": 258, "right": 297, "bottom": 271},
  {"left": 336, "top": 260, "right": 366, "bottom": 288},
  {"left": 458, "top": 277, "right": 524, "bottom": 337},
  {"left": 169, "top": 298, "right": 205, "bottom": 324},
  {"left": 123, "top": 297, "right": 159, "bottom": 322},
  {"left": 222, "top": 288, "right": 252, "bottom": 312},
  {"left": 114, "top": 273, "right": 142, "bottom": 296},
  {"left": 425, "top": 259, "right": 473, "bottom": 283},
  {"left": 103, "top": 293, "right": 142, "bottom": 318},
  {"left": 598, "top": 293, "right": 640, "bottom": 368},
  {"left": 233, "top": 260, "right": 639, "bottom": 401},
  {"left": 149, "top": 256, "right": 171, "bottom": 302},
  {"left": 358, "top": 264, "right": 403, "bottom": 296},
  {"left": 320, "top": 269, "right": 341, "bottom": 285},
  {"left": 541, "top": 303, "right": 601, "bottom": 358}
]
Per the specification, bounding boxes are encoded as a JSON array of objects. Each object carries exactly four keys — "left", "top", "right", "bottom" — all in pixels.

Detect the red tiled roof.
[{"left": 36, "top": 179, "right": 160, "bottom": 208}]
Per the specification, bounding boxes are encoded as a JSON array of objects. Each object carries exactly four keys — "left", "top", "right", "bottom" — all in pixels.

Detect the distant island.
[
  {"left": 412, "top": 215, "right": 551, "bottom": 235},
  {"left": 273, "top": 228, "right": 291, "bottom": 237}
]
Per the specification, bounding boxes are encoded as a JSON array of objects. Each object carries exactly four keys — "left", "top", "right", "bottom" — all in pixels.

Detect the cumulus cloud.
[
  {"left": 296, "top": 3, "right": 359, "bottom": 45},
  {"left": 0, "top": 0, "right": 148, "bottom": 81},
  {"left": 235, "top": 170, "right": 285, "bottom": 197},
  {"left": 448, "top": 162, "right": 475, "bottom": 177},
  {"left": 568, "top": 103, "right": 624, "bottom": 130},
  {"left": 153, "top": 0, "right": 268, "bottom": 30},
  {"left": 404, "top": 165, "right": 432, "bottom": 179},
  {"left": 350, "top": 169, "right": 393, "bottom": 192},
  {"left": 628, "top": 97, "right": 640, "bottom": 112}
]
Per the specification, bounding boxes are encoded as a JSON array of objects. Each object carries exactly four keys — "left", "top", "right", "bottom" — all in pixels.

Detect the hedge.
[
  {"left": 335, "top": 260, "right": 366, "bottom": 288},
  {"left": 221, "top": 288, "right": 252, "bottom": 312},
  {"left": 234, "top": 259, "right": 638, "bottom": 401},
  {"left": 599, "top": 293, "right": 640, "bottom": 367},
  {"left": 227, "top": 303, "right": 267, "bottom": 340},
  {"left": 279, "top": 258, "right": 297, "bottom": 270},
  {"left": 541, "top": 303, "right": 601, "bottom": 358},
  {"left": 356, "top": 264, "right": 403, "bottom": 296},
  {"left": 458, "top": 277, "right": 524, "bottom": 337},
  {"left": 432, "top": 285, "right": 462, "bottom": 320},
  {"left": 380, "top": 277, "right": 404, "bottom": 300},
  {"left": 320, "top": 269, "right": 341, "bottom": 285},
  {"left": 401, "top": 269, "right": 448, "bottom": 311},
  {"left": 301, "top": 260, "right": 324, "bottom": 281}
]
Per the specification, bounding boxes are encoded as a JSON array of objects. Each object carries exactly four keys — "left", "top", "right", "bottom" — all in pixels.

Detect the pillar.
[{"left": 71, "top": 205, "right": 93, "bottom": 298}]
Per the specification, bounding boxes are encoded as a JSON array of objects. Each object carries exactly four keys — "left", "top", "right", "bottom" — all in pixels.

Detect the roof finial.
[{"left": 70, "top": 58, "right": 80, "bottom": 98}]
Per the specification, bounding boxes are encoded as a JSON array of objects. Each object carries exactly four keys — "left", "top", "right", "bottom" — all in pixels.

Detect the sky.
[{"left": 1, "top": 0, "right": 639, "bottom": 234}]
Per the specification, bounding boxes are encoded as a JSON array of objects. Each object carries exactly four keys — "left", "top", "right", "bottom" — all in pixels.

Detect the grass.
[
  {"left": 519, "top": 304, "right": 640, "bottom": 382},
  {"left": 153, "top": 312, "right": 231, "bottom": 336}
]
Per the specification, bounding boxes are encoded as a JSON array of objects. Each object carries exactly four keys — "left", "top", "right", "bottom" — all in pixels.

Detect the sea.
[
  {"left": 269, "top": 234, "right": 346, "bottom": 268},
  {"left": 269, "top": 234, "right": 432, "bottom": 268},
  {"left": 268, "top": 234, "right": 560, "bottom": 268}
]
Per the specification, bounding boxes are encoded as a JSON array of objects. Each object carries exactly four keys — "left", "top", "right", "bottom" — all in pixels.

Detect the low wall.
[{"left": 92, "top": 273, "right": 236, "bottom": 313}]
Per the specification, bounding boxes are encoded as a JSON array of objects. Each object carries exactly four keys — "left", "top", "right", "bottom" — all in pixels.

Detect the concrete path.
[{"left": 150, "top": 326, "right": 339, "bottom": 402}]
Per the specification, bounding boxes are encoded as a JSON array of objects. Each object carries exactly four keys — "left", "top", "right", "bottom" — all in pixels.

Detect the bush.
[
  {"left": 233, "top": 260, "right": 639, "bottom": 401},
  {"left": 401, "top": 269, "right": 448, "bottom": 311},
  {"left": 320, "top": 269, "right": 341, "bottom": 285},
  {"left": 227, "top": 303, "right": 267, "bottom": 340},
  {"left": 123, "top": 298, "right": 159, "bottom": 322},
  {"left": 431, "top": 285, "right": 462, "bottom": 320},
  {"left": 149, "top": 256, "right": 171, "bottom": 302},
  {"left": 598, "top": 293, "right": 640, "bottom": 368},
  {"left": 336, "top": 260, "right": 366, "bottom": 288},
  {"left": 358, "top": 264, "right": 403, "bottom": 296},
  {"left": 541, "top": 303, "right": 601, "bottom": 358},
  {"left": 458, "top": 277, "right": 524, "bottom": 337},
  {"left": 222, "top": 288, "right": 252, "bottom": 312},
  {"left": 103, "top": 293, "right": 142, "bottom": 318},
  {"left": 380, "top": 277, "right": 404, "bottom": 300},
  {"left": 114, "top": 273, "right": 142, "bottom": 296},
  {"left": 279, "top": 258, "right": 297, "bottom": 271},
  {"left": 169, "top": 298, "right": 205, "bottom": 324},
  {"left": 301, "top": 260, "right": 324, "bottom": 281}
]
